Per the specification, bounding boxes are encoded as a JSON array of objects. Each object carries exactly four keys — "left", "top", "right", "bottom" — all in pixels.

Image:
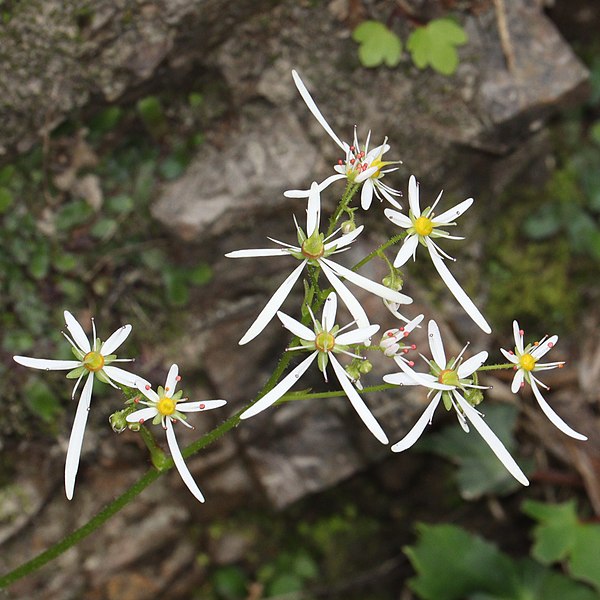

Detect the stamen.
[{"left": 176, "top": 375, "right": 181, "bottom": 381}]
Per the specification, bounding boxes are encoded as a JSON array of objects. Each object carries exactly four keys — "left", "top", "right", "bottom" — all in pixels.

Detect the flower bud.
[
  {"left": 359, "top": 360, "right": 372, "bottom": 374},
  {"left": 341, "top": 220, "right": 356, "bottom": 234},
  {"left": 464, "top": 387, "right": 484, "bottom": 407},
  {"left": 109, "top": 410, "right": 129, "bottom": 433}
]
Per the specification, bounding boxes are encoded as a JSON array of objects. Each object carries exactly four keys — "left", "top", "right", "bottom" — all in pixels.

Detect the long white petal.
[
  {"left": 240, "top": 352, "right": 318, "bottom": 419},
  {"left": 433, "top": 198, "right": 473, "bottom": 224},
  {"left": 325, "top": 225, "right": 364, "bottom": 252},
  {"left": 64, "top": 311, "right": 91, "bottom": 353},
  {"left": 165, "top": 421, "right": 205, "bottom": 503},
  {"left": 321, "top": 258, "right": 413, "bottom": 304},
  {"left": 126, "top": 407, "right": 159, "bottom": 423},
  {"left": 165, "top": 364, "right": 179, "bottom": 396},
  {"left": 176, "top": 399, "right": 227, "bottom": 413},
  {"left": 322, "top": 292, "right": 337, "bottom": 331},
  {"left": 360, "top": 179, "right": 374, "bottom": 209},
  {"left": 284, "top": 174, "right": 347, "bottom": 198},
  {"left": 427, "top": 244, "right": 491, "bottom": 334},
  {"left": 500, "top": 348, "right": 519, "bottom": 364},
  {"left": 391, "top": 393, "right": 442, "bottom": 452},
  {"left": 383, "top": 373, "right": 423, "bottom": 386},
  {"left": 393, "top": 358, "right": 454, "bottom": 390},
  {"left": 136, "top": 379, "right": 159, "bottom": 402},
  {"left": 511, "top": 368, "right": 524, "bottom": 393},
  {"left": 531, "top": 335, "right": 558, "bottom": 360},
  {"left": 330, "top": 354, "right": 388, "bottom": 444},
  {"left": 384, "top": 208, "right": 412, "bottom": 229},
  {"left": 291, "top": 70, "right": 346, "bottom": 151},
  {"left": 336, "top": 324, "right": 379, "bottom": 346},
  {"left": 408, "top": 175, "right": 420, "bottom": 217},
  {"left": 100, "top": 324, "right": 132, "bottom": 355},
  {"left": 306, "top": 182, "right": 321, "bottom": 236},
  {"left": 277, "top": 311, "right": 316, "bottom": 341},
  {"left": 530, "top": 378, "right": 587, "bottom": 440},
  {"left": 393, "top": 235, "right": 419, "bottom": 268},
  {"left": 453, "top": 392, "right": 529, "bottom": 486},
  {"left": 457, "top": 351, "right": 488, "bottom": 379},
  {"left": 427, "top": 320, "right": 447, "bottom": 368},
  {"left": 320, "top": 261, "right": 370, "bottom": 330},
  {"left": 64, "top": 373, "right": 94, "bottom": 500},
  {"left": 513, "top": 320, "right": 524, "bottom": 353},
  {"left": 239, "top": 260, "right": 307, "bottom": 345},
  {"left": 13, "top": 356, "right": 80, "bottom": 370},
  {"left": 225, "top": 248, "right": 291, "bottom": 258},
  {"left": 102, "top": 365, "right": 139, "bottom": 387}
]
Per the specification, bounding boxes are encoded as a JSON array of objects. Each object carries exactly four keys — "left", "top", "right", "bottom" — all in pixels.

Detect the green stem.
[
  {"left": 478, "top": 363, "right": 514, "bottom": 372},
  {"left": 352, "top": 233, "right": 405, "bottom": 272},
  {"left": 327, "top": 182, "right": 359, "bottom": 236},
  {"left": 139, "top": 424, "right": 168, "bottom": 470},
  {"left": 277, "top": 382, "right": 397, "bottom": 402}
]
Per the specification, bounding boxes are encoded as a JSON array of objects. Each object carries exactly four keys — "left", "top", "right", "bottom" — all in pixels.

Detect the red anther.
[
  {"left": 509, "top": 350, "right": 514, "bottom": 355},
  {"left": 338, "top": 159, "right": 343, "bottom": 165},
  {"left": 548, "top": 342, "right": 554, "bottom": 348},
  {"left": 403, "top": 332, "right": 409, "bottom": 337},
  {"left": 363, "top": 164, "right": 368, "bottom": 171},
  {"left": 411, "top": 344, "right": 416, "bottom": 350},
  {"left": 534, "top": 341, "right": 539, "bottom": 346},
  {"left": 558, "top": 364, "right": 564, "bottom": 368},
  {"left": 199, "top": 403, "right": 206, "bottom": 409},
  {"left": 145, "top": 384, "right": 151, "bottom": 390},
  {"left": 403, "top": 348, "right": 409, "bottom": 353},
  {"left": 513, "top": 366, "right": 518, "bottom": 370},
  {"left": 520, "top": 382, "right": 525, "bottom": 388},
  {"left": 139, "top": 418, "right": 145, "bottom": 424},
  {"left": 359, "top": 151, "right": 365, "bottom": 158},
  {"left": 519, "top": 329, "right": 524, "bottom": 335},
  {"left": 408, "top": 361, "right": 415, "bottom": 367},
  {"left": 399, "top": 327, "right": 405, "bottom": 331},
  {"left": 387, "top": 331, "right": 394, "bottom": 337},
  {"left": 350, "top": 159, "right": 355, "bottom": 165},
  {"left": 176, "top": 375, "right": 181, "bottom": 381},
  {"left": 350, "top": 145, "right": 355, "bottom": 151},
  {"left": 165, "top": 386, "right": 170, "bottom": 392}
]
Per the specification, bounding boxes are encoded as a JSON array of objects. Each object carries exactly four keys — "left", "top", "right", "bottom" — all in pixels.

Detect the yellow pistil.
[
  {"left": 414, "top": 216, "right": 434, "bottom": 237},
  {"left": 157, "top": 396, "right": 176, "bottom": 416},
  {"left": 519, "top": 353, "right": 536, "bottom": 372},
  {"left": 83, "top": 351, "right": 105, "bottom": 372},
  {"left": 315, "top": 331, "right": 335, "bottom": 352},
  {"left": 438, "top": 369, "right": 459, "bottom": 387}
]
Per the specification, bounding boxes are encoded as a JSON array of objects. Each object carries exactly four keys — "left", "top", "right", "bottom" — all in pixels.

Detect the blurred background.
[{"left": 0, "top": 0, "right": 599, "bottom": 598}]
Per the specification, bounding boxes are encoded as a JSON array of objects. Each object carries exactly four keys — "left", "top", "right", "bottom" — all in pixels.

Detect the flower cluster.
[{"left": 11, "top": 68, "right": 587, "bottom": 510}]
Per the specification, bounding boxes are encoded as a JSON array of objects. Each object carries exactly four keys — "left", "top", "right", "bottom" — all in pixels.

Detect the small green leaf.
[
  {"left": 106, "top": 194, "right": 135, "bottom": 214},
  {"left": 91, "top": 218, "right": 118, "bottom": 240},
  {"left": 137, "top": 96, "right": 166, "bottom": 138},
  {"left": 163, "top": 269, "right": 189, "bottom": 306},
  {"left": 352, "top": 21, "right": 402, "bottom": 68},
  {"left": 29, "top": 244, "right": 50, "bottom": 279},
  {"left": 188, "top": 92, "right": 204, "bottom": 108},
  {"left": 523, "top": 202, "right": 562, "bottom": 240},
  {"left": 590, "top": 121, "right": 600, "bottom": 147},
  {"left": 0, "top": 187, "right": 13, "bottom": 213},
  {"left": 212, "top": 566, "right": 247, "bottom": 600},
  {"left": 55, "top": 200, "right": 94, "bottom": 231},
  {"left": 268, "top": 573, "right": 304, "bottom": 596},
  {"left": 25, "top": 380, "right": 62, "bottom": 424},
  {"left": 407, "top": 18, "right": 468, "bottom": 75},
  {"left": 189, "top": 263, "right": 213, "bottom": 286}
]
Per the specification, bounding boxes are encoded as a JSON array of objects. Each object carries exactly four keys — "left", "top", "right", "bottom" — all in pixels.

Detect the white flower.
[
  {"left": 380, "top": 314, "right": 424, "bottom": 359},
  {"left": 13, "top": 311, "right": 138, "bottom": 499},
  {"left": 284, "top": 70, "right": 402, "bottom": 210},
  {"left": 226, "top": 182, "right": 412, "bottom": 345},
  {"left": 383, "top": 320, "right": 529, "bottom": 486},
  {"left": 501, "top": 321, "right": 586, "bottom": 441},
  {"left": 127, "top": 364, "right": 227, "bottom": 503},
  {"left": 384, "top": 175, "right": 491, "bottom": 334},
  {"left": 240, "top": 292, "right": 388, "bottom": 444}
]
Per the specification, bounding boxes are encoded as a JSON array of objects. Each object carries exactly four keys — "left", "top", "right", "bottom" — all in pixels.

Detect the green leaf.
[
  {"left": 55, "top": 200, "right": 94, "bottom": 231},
  {"left": 417, "top": 404, "right": 532, "bottom": 499},
  {"left": 407, "top": 18, "right": 468, "bottom": 75},
  {"left": 106, "top": 194, "right": 135, "bottom": 214},
  {"left": 189, "top": 263, "right": 213, "bottom": 286},
  {"left": 352, "top": 21, "right": 402, "bottom": 68},
  {"left": 137, "top": 96, "right": 166, "bottom": 138},
  {"left": 590, "top": 121, "right": 600, "bottom": 147},
  {"left": 212, "top": 566, "right": 247, "bottom": 600},
  {"left": 25, "top": 380, "right": 62, "bottom": 424},
  {"left": 523, "top": 202, "right": 562, "bottom": 239},
  {"left": 89, "top": 106, "right": 123, "bottom": 137},
  {"left": 91, "top": 218, "right": 118, "bottom": 240},
  {"left": 163, "top": 269, "right": 189, "bottom": 306},
  {"left": 159, "top": 155, "right": 186, "bottom": 180},
  {"left": 523, "top": 500, "right": 600, "bottom": 591},
  {"left": 0, "top": 187, "right": 13, "bottom": 213},
  {"left": 29, "top": 244, "right": 50, "bottom": 279},
  {"left": 268, "top": 573, "right": 304, "bottom": 596}
]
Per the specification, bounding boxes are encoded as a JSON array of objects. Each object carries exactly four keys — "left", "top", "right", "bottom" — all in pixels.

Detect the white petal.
[
  {"left": 126, "top": 406, "right": 159, "bottom": 423},
  {"left": 317, "top": 173, "right": 348, "bottom": 190},
  {"left": 325, "top": 225, "right": 364, "bottom": 252},
  {"left": 239, "top": 260, "right": 307, "bottom": 345},
  {"left": 405, "top": 314, "right": 425, "bottom": 333},
  {"left": 383, "top": 373, "right": 423, "bottom": 386},
  {"left": 100, "top": 324, "right": 132, "bottom": 355},
  {"left": 240, "top": 352, "right": 318, "bottom": 419},
  {"left": 319, "top": 261, "right": 370, "bottom": 330},
  {"left": 165, "top": 421, "right": 205, "bottom": 503},
  {"left": 384, "top": 208, "right": 412, "bottom": 229},
  {"left": 393, "top": 235, "right": 419, "bottom": 268},
  {"left": 165, "top": 364, "right": 179, "bottom": 396},
  {"left": 176, "top": 399, "right": 227, "bottom": 413},
  {"left": 513, "top": 321, "right": 524, "bottom": 353},
  {"left": 408, "top": 175, "right": 421, "bottom": 217},
  {"left": 336, "top": 324, "right": 379, "bottom": 346},
  {"left": 360, "top": 179, "right": 374, "bottom": 209},
  {"left": 321, "top": 292, "right": 338, "bottom": 331},
  {"left": 530, "top": 378, "right": 587, "bottom": 440},
  {"left": 391, "top": 393, "right": 442, "bottom": 452},
  {"left": 500, "top": 348, "right": 519, "bottom": 364},
  {"left": 427, "top": 243, "right": 492, "bottom": 334},
  {"left": 355, "top": 166, "right": 378, "bottom": 184},
  {"left": 433, "top": 197, "right": 473, "bottom": 224},
  {"left": 306, "top": 182, "right": 321, "bottom": 236},
  {"left": 13, "top": 356, "right": 80, "bottom": 370},
  {"left": 277, "top": 311, "right": 316, "bottom": 341},
  {"left": 394, "top": 358, "right": 454, "bottom": 390},
  {"left": 64, "top": 310, "right": 91, "bottom": 353},
  {"left": 457, "top": 351, "right": 488, "bottom": 379},
  {"left": 330, "top": 354, "right": 388, "bottom": 444},
  {"left": 283, "top": 188, "right": 310, "bottom": 199},
  {"left": 291, "top": 70, "right": 346, "bottom": 151},
  {"left": 64, "top": 373, "right": 94, "bottom": 500},
  {"left": 136, "top": 379, "right": 159, "bottom": 402},
  {"left": 103, "top": 365, "right": 139, "bottom": 387},
  {"left": 321, "top": 258, "right": 413, "bottom": 305},
  {"left": 427, "top": 320, "right": 447, "bottom": 368},
  {"left": 511, "top": 368, "right": 524, "bottom": 393},
  {"left": 531, "top": 335, "right": 558, "bottom": 360},
  {"left": 225, "top": 248, "right": 291, "bottom": 258},
  {"left": 453, "top": 392, "right": 529, "bottom": 486}
]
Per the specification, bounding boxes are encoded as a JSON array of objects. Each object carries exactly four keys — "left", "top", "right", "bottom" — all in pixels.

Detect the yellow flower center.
[
  {"left": 315, "top": 331, "right": 335, "bottom": 352},
  {"left": 83, "top": 351, "right": 105, "bottom": 372},
  {"left": 157, "top": 396, "right": 176, "bottom": 416},
  {"left": 438, "top": 369, "right": 459, "bottom": 387},
  {"left": 414, "top": 216, "right": 434, "bottom": 237},
  {"left": 519, "top": 353, "right": 536, "bottom": 371}
]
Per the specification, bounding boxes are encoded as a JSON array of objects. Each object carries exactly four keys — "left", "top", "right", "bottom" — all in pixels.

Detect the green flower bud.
[
  {"left": 341, "top": 220, "right": 356, "bottom": 234},
  {"left": 109, "top": 410, "right": 129, "bottom": 433},
  {"left": 359, "top": 359, "right": 373, "bottom": 374}
]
